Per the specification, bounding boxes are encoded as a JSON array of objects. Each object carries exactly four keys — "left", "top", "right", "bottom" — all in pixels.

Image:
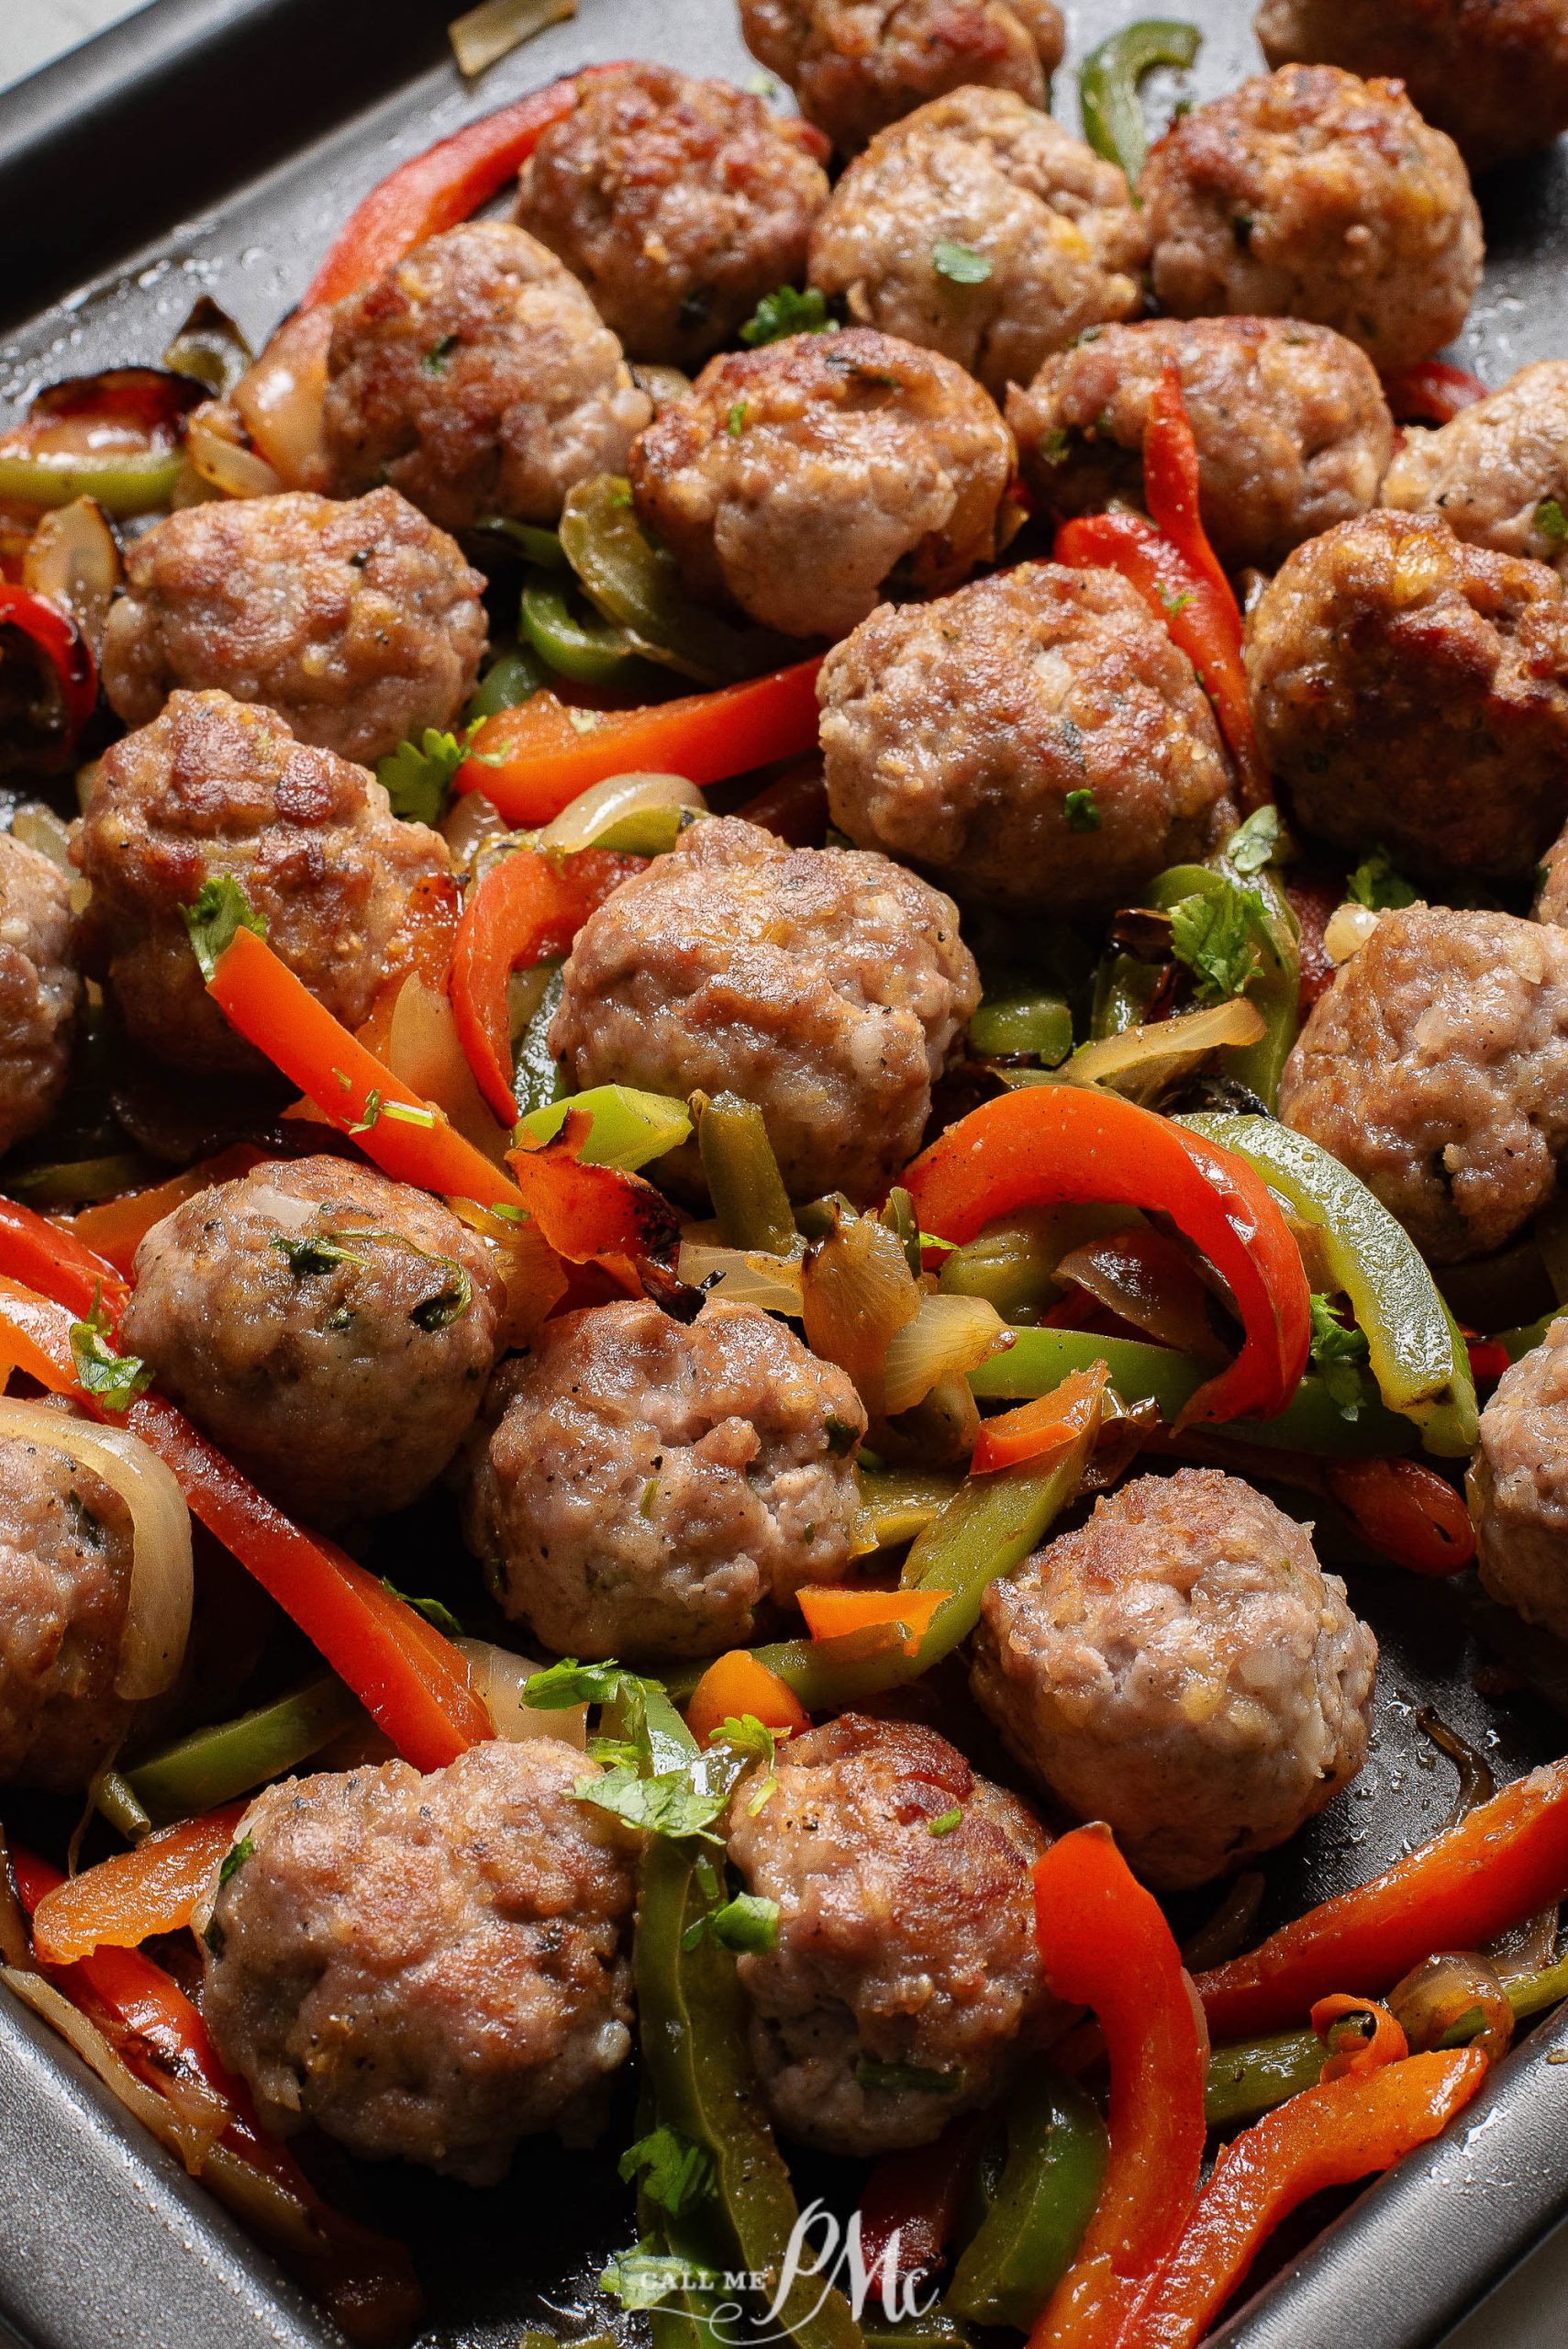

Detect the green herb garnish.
[{"left": 181, "top": 874, "right": 265, "bottom": 983}]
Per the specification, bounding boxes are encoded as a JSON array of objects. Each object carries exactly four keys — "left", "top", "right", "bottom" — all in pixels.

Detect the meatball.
[
  {"left": 1245, "top": 510, "right": 1568, "bottom": 880},
  {"left": 0, "top": 829, "right": 79, "bottom": 1157},
  {"left": 322, "top": 221, "right": 651, "bottom": 531},
  {"left": 726, "top": 1713, "right": 1051, "bottom": 2153},
  {"left": 464, "top": 1297, "right": 864, "bottom": 1660},
  {"left": 1383, "top": 363, "right": 1568, "bottom": 578},
  {"left": 1140, "top": 66, "right": 1484, "bottom": 373},
  {"left": 820, "top": 563, "right": 1233, "bottom": 918},
  {"left": 740, "top": 0, "right": 1064, "bottom": 154},
  {"left": 516, "top": 65, "right": 828, "bottom": 369},
  {"left": 0, "top": 1433, "right": 139, "bottom": 1791},
  {"left": 1010, "top": 316, "right": 1394, "bottom": 573},
  {"left": 1469, "top": 1318, "right": 1568, "bottom": 1640},
  {"left": 807, "top": 88, "right": 1146, "bottom": 401},
  {"left": 121, "top": 1155, "right": 504, "bottom": 1526},
  {"left": 627, "top": 328, "right": 1015, "bottom": 640},
  {"left": 200, "top": 1739, "right": 639, "bottom": 2180},
  {"left": 100, "top": 488, "right": 486, "bottom": 768},
  {"left": 973, "top": 1470, "right": 1376, "bottom": 1889},
  {"left": 1279, "top": 906, "right": 1568, "bottom": 1263},
  {"left": 550, "top": 816, "right": 979, "bottom": 1203},
  {"left": 72, "top": 691, "right": 449, "bottom": 1076},
  {"left": 1256, "top": 0, "right": 1568, "bottom": 173}
]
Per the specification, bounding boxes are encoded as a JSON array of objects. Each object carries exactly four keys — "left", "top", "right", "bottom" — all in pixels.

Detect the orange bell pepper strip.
[
  {"left": 1380, "top": 361, "right": 1486, "bottom": 426},
  {"left": 1310, "top": 1993, "right": 1408, "bottom": 2084},
  {"left": 686, "top": 1649, "right": 810, "bottom": 1745},
  {"left": 903, "top": 1088, "right": 1310, "bottom": 1430},
  {"left": 1028, "top": 1823, "right": 1209, "bottom": 2349},
  {"left": 1124, "top": 2050, "right": 1488, "bottom": 2349},
  {"left": 796, "top": 1585, "right": 951, "bottom": 1657},
  {"left": 456, "top": 657, "right": 825, "bottom": 827},
  {"left": 1197, "top": 1755, "right": 1568, "bottom": 2040},
  {"left": 971, "top": 1364, "right": 1117, "bottom": 1476},
  {"left": 31, "top": 1803, "right": 248, "bottom": 1963},
  {"left": 1142, "top": 361, "right": 1241, "bottom": 647},
  {"left": 0, "top": 1277, "right": 491, "bottom": 1772},
  {"left": 0, "top": 1193, "right": 128, "bottom": 1317},
  {"left": 59, "top": 1145, "right": 263, "bottom": 1278},
  {"left": 506, "top": 1113, "right": 682, "bottom": 1269},
  {"left": 450, "top": 843, "right": 640, "bottom": 1124},
  {"left": 1323, "top": 1455, "right": 1475, "bottom": 1576}
]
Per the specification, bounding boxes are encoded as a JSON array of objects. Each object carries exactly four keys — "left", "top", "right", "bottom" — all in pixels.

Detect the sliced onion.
[
  {"left": 1, "top": 1963, "right": 225, "bottom": 2175},
  {"left": 1065, "top": 997, "right": 1266, "bottom": 1093},
  {"left": 676, "top": 1240, "right": 805, "bottom": 1315},
  {"left": 385, "top": 974, "right": 511, "bottom": 1166},
  {"left": 1389, "top": 1950, "right": 1516, "bottom": 2065},
  {"left": 11, "top": 802, "right": 74, "bottom": 874},
  {"left": 455, "top": 1638, "right": 586, "bottom": 1747},
  {"left": 1324, "top": 901, "right": 1383, "bottom": 965},
  {"left": 449, "top": 0, "right": 576, "bottom": 76},
  {"left": 801, "top": 1210, "right": 921, "bottom": 1417},
  {"left": 441, "top": 789, "right": 511, "bottom": 875},
  {"left": 882, "top": 1292, "right": 1011, "bottom": 1418},
  {"left": 0, "top": 1397, "right": 192, "bottom": 1701},
  {"left": 22, "top": 495, "right": 121, "bottom": 656},
  {"left": 231, "top": 307, "right": 331, "bottom": 489},
  {"left": 184, "top": 411, "right": 282, "bottom": 501},
  {"left": 1055, "top": 1227, "right": 1229, "bottom": 1363},
  {"left": 540, "top": 772, "right": 706, "bottom": 852}
]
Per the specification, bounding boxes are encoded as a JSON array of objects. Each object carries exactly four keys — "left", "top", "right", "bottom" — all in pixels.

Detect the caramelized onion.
[
  {"left": 184, "top": 411, "right": 282, "bottom": 500},
  {"left": 455, "top": 1638, "right": 586, "bottom": 1746},
  {"left": 1324, "top": 902, "right": 1383, "bottom": 965},
  {"left": 882, "top": 1293, "right": 1010, "bottom": 1417},
  {"left": 385, "top": 973, "right": 510, "bottom": 1165},
  {"left": 1064, "top": 997, "right": 1265, "bottom": 1096},
  {"left": 1055, "top": 1224, "right": 1229, "bottom": 1362},
  {"left": 1388, "top": 1951, "right": 1515, "bottom": 2066},
  {"left": 230, "top": 307, "right": 331, "bottom": 489},
  {"left": 801, "top": 1208, "right": 920, "bottom": 1418},
  {"left": 675, "top": 1239, "right": 805, "bottom": 1314},
  {"left": 22, "top": 496, "right": 121, "bottom": 657},
  {"left": 540, "top": 771, "right": 706, "bottom": 852}
]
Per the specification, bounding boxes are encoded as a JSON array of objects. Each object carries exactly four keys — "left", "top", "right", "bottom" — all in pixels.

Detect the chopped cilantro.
[
  {"left": 825, "top": 1413, "right": 861, "bottom": 1456},
  {"left": 1168, "top": 881, "right": 1266, "bottom": 1003},
  {"left": 617, "top": 2127, "right": 716, "bottom": 2218},
  {"left": 422, "top": 333, "right": 460, "bottom": 375},
  {"left": 381, "top": 1579, "right": 464, "bottom": 1639},
  {"left": 70, "top": 1286, "right": 152, "bottom": 1413},
  {"left": 524, "top": 1656, "right": 641, "bottom": 1709},
  {"left": 218, "top": 1834, "right": 254, "bottom": 1887},
  {"left": 855, "top": 2057, "right": 964, "bottom": 2095},
  {"left": 740, "top": 284, "right": 833, "bottom": 347},
  {"left": 181, "top": 874, "right": 265, "bottom": 983},
  {"left": 601, "top": 2243, "right": 719, "bottom": 2312},
  {"left": 932, "top": 239, "right": 993, "bottom": 284},
  {"left": 1158, "top": 584, "right": 1195, "bottom": 618},
  {"left": 1224, "top": 805, "right": 1285, "bottom": 877},
  {"left": 1537, "top": 495, "right": 1568, "bottom": 546},
  {"left": 272, "top": 1233, "right": 370, "bottom": 1278},
  {"left": 1038, "top": 426, "right": 1072, "bottom": 466},
  {"left": 375, "top": 720, "right": 481, "bottom": 827},
  {"left": 716, "top": 1711, "right": 783, "bottom": 1813},
  {"left": 1063, "top": 788, "right": 1102, "bottom": 834},
  {"left": 1309, "top": 1294, "right": 1371, "bottom": 1420},
  {"left": 928, "top": 1805, "right": 962, "bottom": 1837},
  {"left": 410, "top": 1263, "right": 472, "bottom": 1331},
  {"left": 727, "top": 399, "right": 748, "bottom": 438},
  {"left": 575, "top": 1762, "right": 732, "bottom": 1842},
  {"left": 1346, "top": 846, "right": 1417, "bottom": 912},
  {"left": 708, "top": 1890, "right": 781, "bottom": 1953}
]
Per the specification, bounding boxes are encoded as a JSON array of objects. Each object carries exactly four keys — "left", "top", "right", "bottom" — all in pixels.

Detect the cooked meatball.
[
  {"left": 1010, "top": 316, "right": 1394, "bottom": 573},
  {"left": 807, "top": 88, "right": 1145, "bottom": 400},
  {"left": 1140, "top": 66, "right": 1484, "bottom": 372},
  {"left": 820, "top": 563, "right": 1234, "bottom": 917},
  {"left": 121, "top": 1156, "right": 504, "bottom": 1526},
  {"left": 550, "top": 816, "right": 979, "bottom": 1203},
  {"left": 100, "top": 488, "right": 486, "bottom": 768},
  {"left": 322, "top": 221, "right": 651, "bottom": 530},
  {"left": 1383, "top": 363, "right": 1568, "bottom": 579},
  {"left": 72, "top": 691, "right": 449, "bottom": 1076},
  {"left": 1536, "top": 811, "right": 1568, "bottom": 923},
  {"left": 464, "top": 1297, "right": 864, "bottom": 1660},
  {"left": 627, "top": 328, "right": 1015, "bottom": 640},
  {"left": 516, "top": 65, "right": 828, "bottom": 369},
  {"left": 1256, "top": 0, "right": 1568, "bottom": 173},
  {"left": 973, "top": 1469, "right": 1376, "bottom": 1889},
  {"left": 726, "top": 1713, "right": 1051, "bottom": 2153},
  {"left": 1279, "top": 906, "right": 1568, "bottom": 1262},
  {"left": 0, "top": 1434, "right": 139, "bottom": 1791},
  {"left": 1470, "top": 1317, "right": 1568, "bottom": 1639},
  {"left": 740, "top": 0, "right": 1064, "bottom": 154},
  {"left": 200, "top": 1739, "right": 639, "bottom": 2180},
  {"left": 1246, "top": 510, "right": 1568, "bottom": 880},
  {"left": 0, "top": 829, "right": 79, "bottom": 1156}
]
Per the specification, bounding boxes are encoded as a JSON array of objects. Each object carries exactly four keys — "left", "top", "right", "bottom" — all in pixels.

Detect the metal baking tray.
[{"left": 4, "top": 2, "right": 1568, "bottom": 2343}]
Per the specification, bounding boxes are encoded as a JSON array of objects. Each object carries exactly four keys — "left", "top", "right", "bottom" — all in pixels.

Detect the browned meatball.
[
  {"left": 1010, "top": 316, "right": 1394, "bottom": 573},
  {"left": 0, "top": 1434, "right": 139, "bottom": 1791},
  {"left": 322, "top": 221, "right": 651, "bottom": 530},
  {"left": 550, "top": 816, "right": 979, "bottom": 1202},
  {"left": 740, "top": 0, "right": 1064, "bottom": 153},
  {"left": 1140, "top": 66, "right": 1483, "bottom": 372},
  {"left": 100, "top": 488, "right": 486, "bottom": 768},
  {"left": 807, "top": 88, "right": 1146, "bottom": 400},
  {"left": 517, "top": 65, "right": 829, "bottom": 369},
  {"left": 1469, "top": 1317, "right": 1568, "bottom": 1641},
  {"left": 72, "top": 691, "right": 449, "bottom": 1075},
  {"left": 627, "top": 327, "right": 1015, "bottom": 640},
  {"left": 121, "top": 1156, "right": 504, "bottom": 1527},
  {"left": 0, "top": 829, "right": 79, "bottom": 1156},
  {"left": 200, "top": 1740, "right": 640, "bottom": 2179},
  {"left": 1383, "top": 363, "right": 1568, "bottom": 576},
  {"left": 1279, "top": 906, "right": 1568, "bottom": 1262},
  {"left": 726, "top": 1713, "right": 1051, "bottom": 2153},
  {"left": 973, "top": 1470, "right": 1376, "bottom": 1889},
  {"left": 1256, "top": 0, "right": 1568, "bottom": 173},
  {"left": 819, "top": 563, "right": 1234, "bottom": 918},
  {"left": 1246, "top": 510, "right": 1568, "bottom": 880},
  {"left": 464, "top": 1297, "right": 864, "bottom": 1660}
]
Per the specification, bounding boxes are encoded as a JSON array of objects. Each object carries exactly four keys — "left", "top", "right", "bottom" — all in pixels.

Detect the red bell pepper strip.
[
  {"left": 456, "top": 658, "right": 825, "bottom": 826},
  {"left": 1125, "top": 2050, "right": 1487, "bottom": 2349},
  {"left": 1197, "top": 1755, "right": 1568, "bottom": 2039},
  {"left": 506, "top": 1114, "right": 681, "bottom": 1268},
  {"left": 0, "top": 1192, "right": 128, "bottom": 1317},
  {"left": 1323, "top": 1455, "right": 1475, "bottom": 1576},
  {"left": 1380, "top": 362, "right": 1487, "bottom": 427},
  {"left": 301, "top": 72, "right": 620, "bottom": 309},
  {"left": 31, "top": 1804, "right": 248, "bottom": 1962},
  {"left": 0, "top": 1276, "right": 491, "bottom": 1772},
  {"left": 1310, "top": 1993, "right": 1407, "bottom": 2083},
  {"left": 450, "top": 844, "right": 639, "bottom": 1124},
  {"left": 1028, "top": 1823, "right": 1209, "bottom": 2349},
  {"left": 857, "top": 2114, "right": 993, "bottom": 2290},
  {"left": 903, "top": 1088, "right": 1310, "bottom": 1429},
  {"left": 1143, "top": 361, "right": 1240, "bottom": 645},
  {"left": 0, "top": 578, "right": 95, "bottom": 740}
]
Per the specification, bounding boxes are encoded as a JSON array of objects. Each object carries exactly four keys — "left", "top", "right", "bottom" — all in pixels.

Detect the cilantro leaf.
[
  {"left": 740, "top": 284, "right": 833, "bottom": 347},
  {"left": 272, "top": 1233, "right": 370, "bottom": 1278},
  {"left": 600, "top": 2243, "right": 720, "bottom": 2311},
  {"left": 575, "top": 1763, "right": 732, "bottom": 1842},
  {"left": 1346, "top": 846, "right": 1416, "bottom": 913},
  {"left": 617, "top": 2128, "right": 716, "bottom": 2218},
  {"left": 1063, "top": 788, "right": 1101, "bottom": 834},
  {"left": 929, "top": 1805, "right": 962, "bottom": 1837},
  {"left": 727, "top": 400, "right": 748, "bottom": 438},
  {"left": 855, "top": 2057, "right": 965, "bottom": 2095},
  {"left": 218, "top": 1834, "right": 254, "bottom": 1887},
  {"left": 1309, "top": 1294, "right": 1371, "bottom": 1421},
  {"left": 1168, "top": 882, "right": 1265, "bottom": 1004},
  {"left": 714, "top": 1712, "right": 784, "bottom": 1813},
  {"left": 181, "top": 874, "right": 265, "bottom": 983},
  {"left": 1223, "top": 805, "right": 1285, "bottom": 877},
  {"left": 375, "top": 722, "right": 480, "bottom": 827},
  {"left": 524, "top": 1657, "right": 642, "bottom": 1709},
  {"left": 708, "top": 1890, "right": 781, "bottom": 1953},
  {"left": 932, "top": 239, "right": 993, "bottom": 284},
  {"left": 410, "top": 1263, "right": 472, "bottom": 1331},
  {"left": 1537, "top": 495, "right": 1568, "bottom": 546},
  {"left": 380, "top": 1578, "right": 464, "bottom": 1639},
  {"left": 70, "top": 1286, "right": 152, "bottom": 1412}
]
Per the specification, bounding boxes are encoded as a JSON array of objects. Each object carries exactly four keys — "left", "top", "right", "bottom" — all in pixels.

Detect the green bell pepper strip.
[
  {"left": 0, "top": 446, "right": 184, "bottom": 516},
  {"left": 968, "top": 1325, "right": 1419, "bottom": 1457},
  {"left": 1498, "top": 1307, "right": 1567, "bottom": 1363},
  {"left": 947, "top": 2070, "right": 1108, "bottom": 2330},
  {"left": 124, "top": 1675, "right": 360, "bottom": 1824},
  {"left": 855, "top": 1467, "right": 964, "bottom": 1553},
  {"left": 6, "top": 1152, "right": 159, "bottom": 1209},
  {"left": 1177, "top": 1113, "right": 1478, "bottom": 1457},
  {"left": 464, "top": 642, "right": 550, "bottom": 722},
  {"left": 1091, "top": 952, "right": 1167, "bottom": 1041},
  {"left": 517, "top": 1084, "right": 691, "bottom": 1172},
  {"left": 520, "top": 575, "right": 641, "bottom": 685},
  {"left": 90, "top": 1769, "right": 152, "bottom": 1842},
  {"left": 1147, "top": 862, "right": 1299, "bottom": 1111},
  {"left": 969, "top": 989, "right": 1074, "bottom": 1065},
  {"left": 509, "top": 959, "right": 566, "bottom": 1120},
  {"left": 1079, "top": 19, "right": 1205, "bottom": 184},
  {"left": 475, "top": 515, "right": 568, "bottom": 569},
  {"left": 560, "top": 473, "right": 787, "bottom": 686},
  {"left": 698, "top": 1093, "right": 799, "bottom": 1256}
]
